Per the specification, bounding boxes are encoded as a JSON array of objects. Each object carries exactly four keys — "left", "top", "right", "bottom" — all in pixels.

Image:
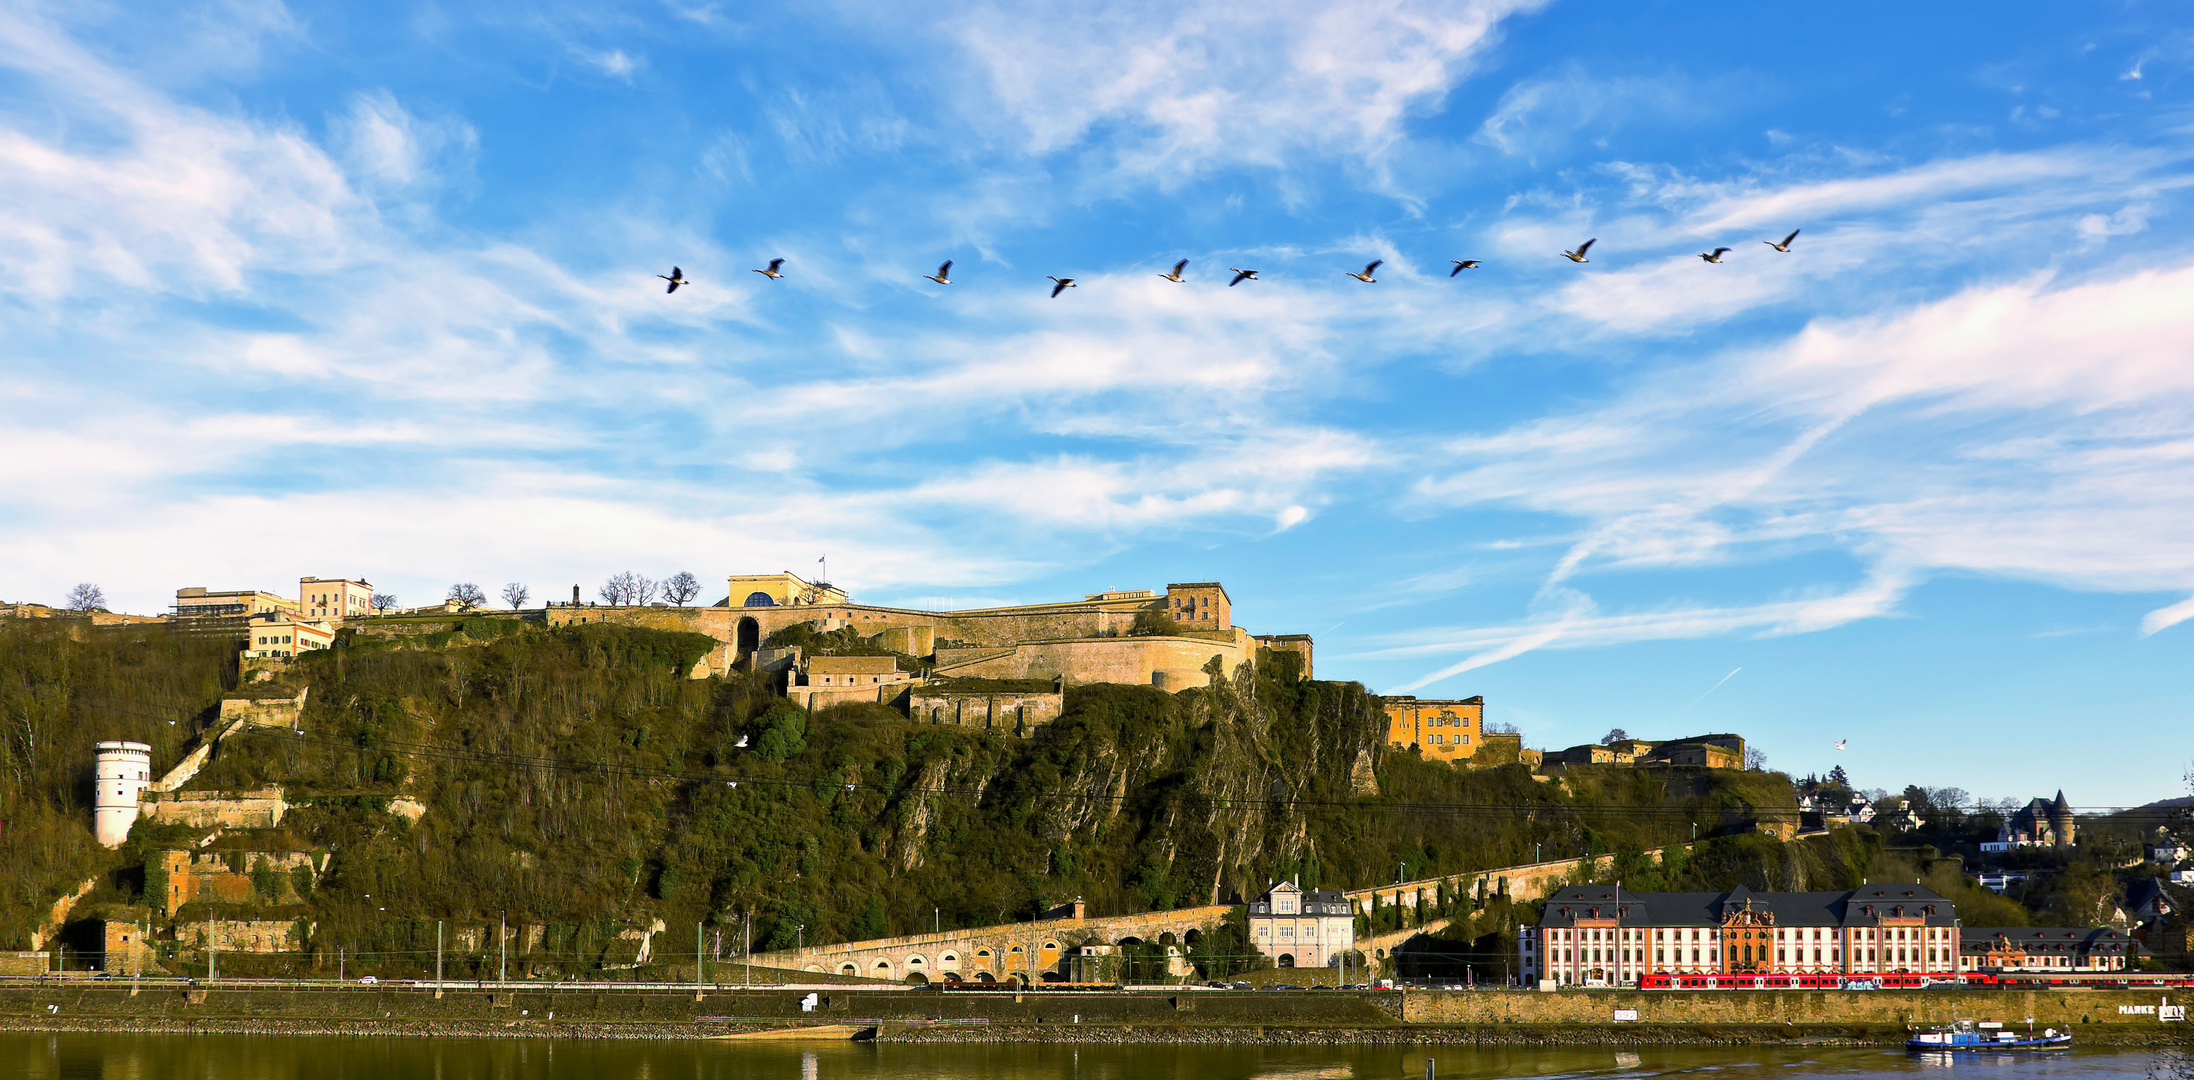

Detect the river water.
[{"left": 2, "top": 1036, "right": 2184, "bottom": 1080}]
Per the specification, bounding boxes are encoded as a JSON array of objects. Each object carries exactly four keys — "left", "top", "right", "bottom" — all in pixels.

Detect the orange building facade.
[{"left": 1383, "top": 695, "right": 1485, "bottom": 762}]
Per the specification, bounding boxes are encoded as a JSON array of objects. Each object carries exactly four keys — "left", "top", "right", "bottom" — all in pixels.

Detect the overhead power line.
[{"left": 72, "top": 690, "right": 2193, "bottom": 823}]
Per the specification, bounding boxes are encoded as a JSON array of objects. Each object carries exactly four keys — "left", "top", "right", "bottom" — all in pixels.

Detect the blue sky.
[{"left": 3, "top": 1, "right": 2191, "bottom": 806}]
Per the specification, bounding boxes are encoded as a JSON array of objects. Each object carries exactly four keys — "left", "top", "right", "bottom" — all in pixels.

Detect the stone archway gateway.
[{"left": 737, "top": 616, "right": 760, "bottom": 656}]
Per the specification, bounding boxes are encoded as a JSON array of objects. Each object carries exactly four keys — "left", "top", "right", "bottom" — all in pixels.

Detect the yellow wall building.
[
  {"left": 1385, "top": 695, "right": 1485, "bottom": 762},
  {"left": 298, "top": 577, "right": 372, "bottom": 623},
  {"left": 174, "top": 587, "right": 295, "bottom": 619},
  {"left": 244, "top": 614, "right": 332, "bottom": 659}
]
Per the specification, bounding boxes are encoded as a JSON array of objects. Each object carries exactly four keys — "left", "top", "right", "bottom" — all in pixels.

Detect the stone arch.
[
  {"left": 1278, "top": 953, "right": 1296, "bottom": 968},
  {"left": 1008, "top": 972, "right": 1029, "bottom": 986},
  {"left": 904, "top": 971, "right": 928, "bottom": 985},
  {"left": 737, "top": 617, "right": 760, "bottom": 655},
  {"left": 940, "top": 951, "right": 959, "bottom": 966},
  {"left": 1008, "top": 944, "right": 1025, "bottom": 956},
  {"left": 804, "top": 965, "right": 823, "bottom": 973},
  {"left": 872, "top": 959, "right": 894, "bottom": 979},
  {"left": 1115, "top": 935, "right": 1144, "bottom": 947},
  {"left": 840, "top": 962, "right": 857, "bottom": 976},
  {"left": 905, "top": 953, "right": 927, "bottom": 972},
  {"left": 975, "top": 971, "right": 996, "bottom": 983}
]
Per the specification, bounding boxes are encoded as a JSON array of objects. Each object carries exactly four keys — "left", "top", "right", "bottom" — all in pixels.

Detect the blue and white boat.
[{"left": 1907, "top": 1019, "right": 2071, "bottom": 1051}]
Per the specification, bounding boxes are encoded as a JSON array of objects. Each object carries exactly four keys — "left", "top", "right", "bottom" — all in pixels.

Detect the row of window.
[
  {"left": 1254, "top": 923, "right": 1351, "bottom": 940},
  {"left": 1428, "top": 733, "right": 1471, "bottom": 745},
  {"left": 1553, "top": 926, "right": 1944, "bottom": 944}
]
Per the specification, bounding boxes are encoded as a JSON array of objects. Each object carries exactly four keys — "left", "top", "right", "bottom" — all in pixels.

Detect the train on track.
[{"left": 1637, "top": 971, "right": 2194, "bottom": 991}]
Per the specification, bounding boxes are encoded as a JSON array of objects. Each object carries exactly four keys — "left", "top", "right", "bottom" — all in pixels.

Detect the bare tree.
[
  {"left": 63, "top": 583, "right": 106, "bottom": 612},
  {"left": 1599, "top": 727, "right": 1629, "bottom": 746},
  {"left": 663, "top": 571, "right": 701, "bottom": 606},
  {"left": 447, "top": 582, "right": 488, "bottom": 609},
  {"left": 1744, "top": 746, "right": 1770, "bottom": 772},
  {"left": 598, "top": 571, "right": 658, "bottom": 606},
  {"left": 500, "top": 582, "right": 531, "bottom": 609},
  {"left": 370, "top": 593, "right": 397, "bottom": 613}
]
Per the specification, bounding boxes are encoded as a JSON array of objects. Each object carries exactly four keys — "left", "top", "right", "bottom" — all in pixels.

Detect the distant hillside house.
[
  {"left": 1247, "top": 880, "right": 1356, "bottom": 969},
  {"left": 1981, "top": 791, "right": 2076, "bottom": 852},
  {"left": 1523, "top": 883, "right": 1961, "bottom": 988},
  {"left": 1383, "top": 696, "right": 1485, "bottom": 763},
  {"left": 244, "top": 613, "right": 332, "bottom": 659},
  {"left": 1541, "top": 734, "right": 1747, "bottom": 773},
  {"left": 297, "top": 577, "right": 372, "bottom": 624}
]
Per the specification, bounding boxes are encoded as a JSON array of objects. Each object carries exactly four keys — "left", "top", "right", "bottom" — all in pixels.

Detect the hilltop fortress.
[{"left": 540, "top": 572, "right": 1313, "bottom": 720}]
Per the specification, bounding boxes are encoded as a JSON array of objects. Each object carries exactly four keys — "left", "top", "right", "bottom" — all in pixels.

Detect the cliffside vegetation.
[{"left": 6, "top": 618, "right": 1834, "bottom": 977}]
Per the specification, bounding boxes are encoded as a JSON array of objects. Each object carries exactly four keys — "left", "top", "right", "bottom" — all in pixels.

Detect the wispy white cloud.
[
  {"left": 2140, "top": 595, "right": 2194, "bottom": 636},
  {"left": 1475, "top": 65, "right": 1719, "bottom": 160},
  {"left": 943, "top": 0, "right": 1547, "bottom": 178},
  {"left": 577, "top": 47, "right": 640, "bottom": 80},
  {"left": 1370, "top": 569, "right": 1914, "bottom": 692}
]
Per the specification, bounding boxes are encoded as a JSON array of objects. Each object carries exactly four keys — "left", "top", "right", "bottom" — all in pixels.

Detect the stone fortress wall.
[{"left": 533, "top": 576, "right": 1313, "bottom": 732}]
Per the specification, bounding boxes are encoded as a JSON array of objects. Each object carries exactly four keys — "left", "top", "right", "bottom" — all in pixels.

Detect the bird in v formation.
[{"left": 658, "top": 228, "right": 1799, "bottom": 296}]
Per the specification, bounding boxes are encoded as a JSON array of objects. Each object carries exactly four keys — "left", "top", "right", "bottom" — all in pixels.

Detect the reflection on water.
[{"left": 0, "top": 1035, "right": 2177, "bottom": 1080}]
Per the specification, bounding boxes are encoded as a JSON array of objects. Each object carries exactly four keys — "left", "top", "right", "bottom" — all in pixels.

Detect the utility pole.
[
  {"left": 744, "top": 913, "right": 752, "bottom": 990},
  {"left": 209, "top": 920, "right": 217, "bottom": 983},
  {"left": 339, "top": 945, "right": 345, "bottom": 985},
  {"left": 698, "top": 920, "right": 706, "bottom": 991},
  {"left": 436, "top": 920, "right": 444, "bottom": 997},
  {"left": 499, "top": 912, "right": 507, "bottom": 983}
]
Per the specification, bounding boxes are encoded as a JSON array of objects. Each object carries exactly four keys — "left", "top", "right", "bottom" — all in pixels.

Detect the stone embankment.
[{"left": 3, "top": 985, "right": 2190, "bottom": 1045}]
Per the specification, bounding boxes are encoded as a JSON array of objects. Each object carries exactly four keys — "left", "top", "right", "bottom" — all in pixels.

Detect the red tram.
[{"left": 1638, "top": 971, "right": 2194, "bottom": 990}]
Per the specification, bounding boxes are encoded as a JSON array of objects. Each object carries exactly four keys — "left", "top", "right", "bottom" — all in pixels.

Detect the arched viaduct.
[{"left": 748, "top": 905, "right": 1230, "bottom": 984}]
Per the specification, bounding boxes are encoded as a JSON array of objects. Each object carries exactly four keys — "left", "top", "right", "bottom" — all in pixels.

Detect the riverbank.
[{"left": 5, "top": 985, "right": 2191, "bottom": 1046}]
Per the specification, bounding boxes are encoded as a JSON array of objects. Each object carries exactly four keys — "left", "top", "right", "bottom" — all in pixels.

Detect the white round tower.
[{"left": 94, "top": 741, "right": 154, "bottom": 848}]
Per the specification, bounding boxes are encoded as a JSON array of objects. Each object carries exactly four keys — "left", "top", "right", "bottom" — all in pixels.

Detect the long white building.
[{"left": 1522, "top": 883, "right": 1967, "bottom": 987}]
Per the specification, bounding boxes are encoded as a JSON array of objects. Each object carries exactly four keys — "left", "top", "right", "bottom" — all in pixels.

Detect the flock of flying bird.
[{"left": 653, "top": 229, "right": 1806, "bottom": 296}]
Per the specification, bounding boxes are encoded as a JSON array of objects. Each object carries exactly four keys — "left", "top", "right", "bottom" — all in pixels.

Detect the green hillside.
[{"left": 2, "top": 619, "right": 1827, "bottom": 975}]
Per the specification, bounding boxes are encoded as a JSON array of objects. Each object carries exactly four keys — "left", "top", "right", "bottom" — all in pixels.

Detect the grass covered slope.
[{"left": 2, "top": 619, "right": 1813, "bottom": 977}]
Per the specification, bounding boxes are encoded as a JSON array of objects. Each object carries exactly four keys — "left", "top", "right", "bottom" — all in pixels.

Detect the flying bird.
[
  {"left": 753, "top": 258, "right": 785, "bottom": 279},
  {"left": 1158, "top": 259, "right": 1189, "bottom": 282},
  {"left": 925, "top": 260, "right": 953, "bottom": 285},
  {"left": 1699, "top": 247, "right": 1732, "bottom": 264},
  {"left": 1834, "top": 739, "right": 1847, "bottom": 751},
  {"left": 1048, "top": 275, "right": 1076, "bottom": 298},
  {"left": 1764, "top": 229, "right": 1800, "bottom": 253},
  {"left": 1346, "top": 260, "right": 1382, "bottom": 283},
  {"left": 1561, "top": 239, "right": 1596, "bottom": 263},
  {"left": 1450, "top": 260, "right": 1480, "bottom": 276},
  {"left": 657, "top": 267, "right": 688, "bottom": 293},
  {"left": 1227, "top": 267, "right": 1259, "bottom": 287}
]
